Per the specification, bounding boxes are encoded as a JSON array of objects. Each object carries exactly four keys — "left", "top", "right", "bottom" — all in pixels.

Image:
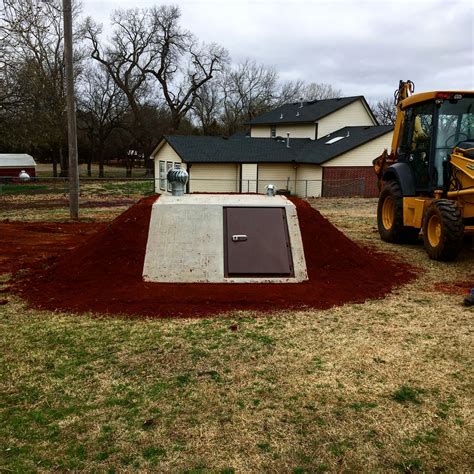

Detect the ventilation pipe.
[
  {"left": 286, "top": 132, "right": 290, "bottom": 148},
  {"left": 265, "top": 184, "right": 276, "bottom": 196},
  {"left": 167, "top": 168, "right": 189, "bottom": 196}
]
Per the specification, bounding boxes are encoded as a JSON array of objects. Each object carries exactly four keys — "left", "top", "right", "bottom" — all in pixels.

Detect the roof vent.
[
  {"left": 280, "top": 113, "right": 284, "bottom": 119},
  {"left": 346, "top": 131, "right": 350, "bottom": 137},
  {"left": 167, "top": 168, "right": 189, "bottom": 196},
  {"left": 296, "top": 111, "right": 300, "bottom": 117},
  {"left": 325, "top": 136, "right": 346, "bottom": 145},
  {"left": 299, "top": 98, "right": 304, "bottom": 108}
]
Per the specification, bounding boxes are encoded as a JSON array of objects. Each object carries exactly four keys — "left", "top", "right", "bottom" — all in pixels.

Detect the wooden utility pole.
[{"left": 62, "top": 0, "right": 79, "bottom": 218}]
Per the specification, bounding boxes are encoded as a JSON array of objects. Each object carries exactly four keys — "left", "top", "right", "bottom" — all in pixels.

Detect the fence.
[{"left": 0, "top": 175, "right": 378, "bottom": 199}]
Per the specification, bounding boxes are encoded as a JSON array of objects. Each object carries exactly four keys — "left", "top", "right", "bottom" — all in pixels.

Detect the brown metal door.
[{"left": 224, "top": 207, "right": 294, "bottom": 277}]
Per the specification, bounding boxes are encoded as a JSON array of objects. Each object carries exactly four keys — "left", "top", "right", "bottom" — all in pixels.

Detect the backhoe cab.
[{"left": 374, "top": 81, "right": 474, "bottom": 261}]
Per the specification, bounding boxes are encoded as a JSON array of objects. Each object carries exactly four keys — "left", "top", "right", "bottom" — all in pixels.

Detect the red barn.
[{"left": 0, "top": 154, "right": 37, "bottom": 177}]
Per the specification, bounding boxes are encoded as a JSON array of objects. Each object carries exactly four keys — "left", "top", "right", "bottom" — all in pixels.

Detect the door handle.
[{"left": 232, "top": 234, "right": 247, "bottom": 242}]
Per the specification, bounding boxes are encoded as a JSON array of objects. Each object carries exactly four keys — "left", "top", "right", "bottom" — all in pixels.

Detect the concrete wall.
[
  {"left": 241, "top": 163, "right": 258, "bottom": 192},
  {"left": 321, "top": 132, "right": 393, "bottom": 167},
  {"left": 317, "top": 100, "right": 375, "bottom": 138},
  {"left": 188, "top": 163, "right": 239, "bottom": 193},
  {"left": 295, "top": 164, "right": 322, "bottom": 197},
  {"left": 257, "top": 163, "right": 297, "bottom": 194}
]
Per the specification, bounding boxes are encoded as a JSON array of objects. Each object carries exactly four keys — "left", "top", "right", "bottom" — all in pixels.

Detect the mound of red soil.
[
  {"left": 0, "top": 221, "right": 104, "bottom": 275},
  {"left": 12, "top": 196, "right": 417, "bottom": 318}
]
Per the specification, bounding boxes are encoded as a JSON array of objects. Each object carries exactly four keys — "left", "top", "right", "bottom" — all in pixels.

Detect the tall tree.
[
  {"left": 193, "top": 80, "right": 222, "bottom": 135},
  {"left": 0, "top": 0, "right": 82, "bottom": 175},
  {"left": 301, "top": 82, "right": 342, "bottom": 101},
  {"left": 143, "top": 6, "right": 228, "bottom": 132},
  {"left": 77, "top": 64, "right": 127, "bottom": 177},
  {"left": 83, "top": 10, "right": 153, "bottom": 167},
  {"left": 84, "top": 5, "right": 228, "bottom": 147}
]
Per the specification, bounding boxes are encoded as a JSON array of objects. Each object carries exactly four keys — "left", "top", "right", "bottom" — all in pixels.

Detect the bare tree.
[
  {"left": 77, "top": 64, "right": 128, "bottom": 177},
  {"left": 143, "top": 6, "right": 228, "bottom": 132},
  {"left": 301, "top": 82, "right": 342, "bottom": 101},
  {"left": 84, "top": 5, "right": 228, "bottom": 142},
  {"left": 216, "top": 60, "right": 279, "bottom": 135},
  {"left": 192, "top": 80, "right": 222, "bottom": 135},
  {"left": 83, "top": 11, "right": 153, "bottom": 166},
  {"left": 274, "top": 79, "right": 305, "bottom": 106},
  {"left": 371, "top": 98, "right": 396, "bottom": 125},
  {"left": 0, "top": 0, "right": 83, "bottom": 175}
]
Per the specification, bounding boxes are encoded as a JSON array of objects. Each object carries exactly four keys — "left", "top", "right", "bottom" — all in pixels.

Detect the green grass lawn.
[
  {"left": 0, "top": 198, "right": 473, "bottom": 472},
  {"left": 0, "top": 179, "right": 155, "bottom": 198}
]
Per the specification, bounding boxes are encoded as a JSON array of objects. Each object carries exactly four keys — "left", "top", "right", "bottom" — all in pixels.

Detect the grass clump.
[{"left": 392, "top": 385, "right": 423, "bottom": 404}]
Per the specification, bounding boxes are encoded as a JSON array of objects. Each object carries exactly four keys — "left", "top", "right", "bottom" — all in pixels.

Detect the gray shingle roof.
[
  {"left": 0, "top": 154, "right": 36, "bottom": 168},
  {"left": 246, "top": 96, "right": 374, "bottom": 125},
  {"left": 161, "top": 125, "right": 393, "bottom": 165}
]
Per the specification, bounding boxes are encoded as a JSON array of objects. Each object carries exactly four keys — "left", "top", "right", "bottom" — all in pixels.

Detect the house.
[
  {"left": 151, "top": 96, "right": 393, "bottom": 197},
  {"left": 0, "top": 154, "right": 37, "bottom": 177}
]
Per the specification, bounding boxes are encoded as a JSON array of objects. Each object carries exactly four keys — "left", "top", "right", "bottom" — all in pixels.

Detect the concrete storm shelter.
[{"left": 143, "top": 194, "right": 307, "bottom": 284}]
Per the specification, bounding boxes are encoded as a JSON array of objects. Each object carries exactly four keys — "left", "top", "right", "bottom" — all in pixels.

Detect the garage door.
[{"left": 189, "top": 164, "right": 239, "bottom": 193}]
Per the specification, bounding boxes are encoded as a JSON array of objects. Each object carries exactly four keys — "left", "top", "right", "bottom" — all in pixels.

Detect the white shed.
[{"left": 0, "top": 154, "right": 37, "bottom": 177}]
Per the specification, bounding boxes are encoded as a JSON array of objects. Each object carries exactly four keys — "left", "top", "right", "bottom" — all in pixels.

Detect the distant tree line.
[{"left": 0, "top": 0, "right": 393, "bottom": 177}]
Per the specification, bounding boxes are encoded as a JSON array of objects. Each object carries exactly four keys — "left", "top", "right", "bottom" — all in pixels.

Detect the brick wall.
[{"left": 322, "top": 166, "right": 379, "bottom": 197}]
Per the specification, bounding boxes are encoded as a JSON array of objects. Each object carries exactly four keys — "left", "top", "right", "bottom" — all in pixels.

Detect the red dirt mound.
[
  {"left": 0, "top": 221, "right": 104, "bottom": 275},
  {"left": 12, "top": 195, "right": 417, "bottom": 318}
]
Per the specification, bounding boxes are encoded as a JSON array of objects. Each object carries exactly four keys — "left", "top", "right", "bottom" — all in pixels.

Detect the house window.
[
  {"left": 166, "top": 161, "right": 173, "bottom": 192},
  {"left": 271, "top": 125, "right": 276, "bottom": 138},
  {"left": 159, "top": 161, "right": 166, "bottom": 190},
  {"left": 174, "top": 162, "right": 181, "bottom": 169}
]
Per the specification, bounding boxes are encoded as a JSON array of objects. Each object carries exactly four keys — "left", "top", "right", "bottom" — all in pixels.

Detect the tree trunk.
[
  {"left": 59, "top": 147, "right": 69, "bottom": 177},
  {"left": 53, "top": 150, "right": 58, "bottom": 178},
  {"left": 88, "top": 139, "right": 94, "bottom": 177},
  {"left": 98, "top": 148, "right": 105, "bottom": 178},
  {"left": 125, "top": 155, "right": 132, "bottom": 178}
]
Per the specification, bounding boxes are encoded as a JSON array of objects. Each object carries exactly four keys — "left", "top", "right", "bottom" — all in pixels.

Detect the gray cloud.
[{"left": 82, "top": 0, "right": 474, "bottom": 101}]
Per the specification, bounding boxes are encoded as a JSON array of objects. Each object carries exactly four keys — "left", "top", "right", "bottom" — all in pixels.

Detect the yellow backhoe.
[{"left": 373, "top": 80, "right": 474, "bottom": 261}]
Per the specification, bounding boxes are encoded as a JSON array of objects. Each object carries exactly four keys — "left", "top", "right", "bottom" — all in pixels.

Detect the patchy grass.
[
  {"left": 0, "top": 194, "right": 137, "bottom": 221},
  {"left": 0, "top": 197, "right": 473, "bottom": 471},
  {"left": 392, "top": 386, "right": 423, "bottom": 405},
  {"left": 35, "top": 162, "right": 145, "bottom": 178}
]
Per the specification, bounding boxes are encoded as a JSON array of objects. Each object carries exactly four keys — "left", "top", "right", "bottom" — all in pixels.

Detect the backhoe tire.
[
  {"left": 377, "top": 181, "right": 420, "bottom": 244},
  {"left": 422, "top": 200, "right": 464, "bottom": 261}
]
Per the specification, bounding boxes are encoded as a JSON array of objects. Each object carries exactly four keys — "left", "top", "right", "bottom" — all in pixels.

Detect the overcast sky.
[{"left": 82, "top": 0, "right": 474, "bottom": 102}]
